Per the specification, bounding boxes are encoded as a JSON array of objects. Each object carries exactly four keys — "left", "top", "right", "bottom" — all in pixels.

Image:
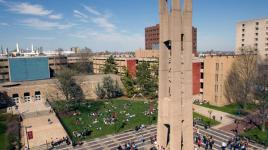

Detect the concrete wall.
[{"left": 0, "top": 74, "right": 122, "bottom": 105}]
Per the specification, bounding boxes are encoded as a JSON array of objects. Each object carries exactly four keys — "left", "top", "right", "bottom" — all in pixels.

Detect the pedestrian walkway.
[
  {"left": 50, "top": 125, "right": 265, "bottom": 150},
  {"left": 20, "top": 101, "right": 68, "bottom": 149},
  {"left": 193, "top": 104, "right": 242, "bottom": 129}
]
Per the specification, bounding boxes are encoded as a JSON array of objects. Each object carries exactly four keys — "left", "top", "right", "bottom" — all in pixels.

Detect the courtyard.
[{"left": 51, "top": 99, "right": 219, "bottom": 143}]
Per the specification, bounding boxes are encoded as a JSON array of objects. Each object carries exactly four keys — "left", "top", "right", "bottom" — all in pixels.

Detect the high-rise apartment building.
[
  {"left": 145, "top": 24, "right": 197, "bottom": 55},
  {"left": 236, "top": 18, "right": 268, "bottom": 59}
]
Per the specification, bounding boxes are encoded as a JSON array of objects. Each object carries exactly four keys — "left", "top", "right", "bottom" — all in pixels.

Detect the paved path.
[
  {"left": 193, "top": 104, "right": 243, "bottom": 129},
  {"left": 19, "top": 101, "right": 68, "bottom": 149},
  {"left": 38, "top": 125, "right": 265, "bottom": 150}
]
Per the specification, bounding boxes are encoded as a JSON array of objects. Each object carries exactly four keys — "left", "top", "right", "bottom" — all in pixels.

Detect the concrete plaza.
[{"left": 19, "top": 101, "right": 68, "bottom": 149}]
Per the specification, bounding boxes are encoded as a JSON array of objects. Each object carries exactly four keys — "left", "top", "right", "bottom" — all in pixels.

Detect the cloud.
[
  {"left": 25, "top": 36, "right": 55, "bottom": 40},
  {"left": 49, "top": 14, "right": 62, "bottom": 20},
  {"left": 9, "top": 2, "right": 52, "bottom": 16},
  {"left": 0, "top": 22, "right": 8, "bottom": 26},
  {"left": 92, "top": 17, "right": 116, "bottom": 32},
  {"left": 21, "top": 18, "right": 74, "bottom": 30},
  {"left": 73, "top": 10, "right": 88, "bottom": 19},
  {"left": 83, "top": 5, "right": 101, "bottom": 16}
]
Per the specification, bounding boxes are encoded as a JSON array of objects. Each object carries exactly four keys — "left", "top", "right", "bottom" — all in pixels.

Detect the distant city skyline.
[{"left": 0, "top": 0, "right": 267, "bottom": 51}]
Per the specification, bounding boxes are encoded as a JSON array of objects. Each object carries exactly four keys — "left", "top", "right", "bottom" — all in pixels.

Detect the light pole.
[{"left": 25, "top": 125, "right": 32, "bottom": 150}]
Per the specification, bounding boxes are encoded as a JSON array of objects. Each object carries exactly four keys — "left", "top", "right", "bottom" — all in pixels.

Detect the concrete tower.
[{"left": 157, "top": 0, "right": 193, "bottom": 149}]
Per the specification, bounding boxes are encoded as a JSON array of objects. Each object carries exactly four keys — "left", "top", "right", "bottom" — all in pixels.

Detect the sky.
[{"left": 0, "top": 0, "right": 267, "bottom": 52}]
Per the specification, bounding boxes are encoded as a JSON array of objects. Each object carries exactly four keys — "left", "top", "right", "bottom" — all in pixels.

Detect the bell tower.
[{"left": 157, "top": 0, "right": 193, "bottom": 149}]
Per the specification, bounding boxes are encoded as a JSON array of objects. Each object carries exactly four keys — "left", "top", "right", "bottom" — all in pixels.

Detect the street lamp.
[{"left": 25, "top": 125, "right": 32, "bottom": 150}]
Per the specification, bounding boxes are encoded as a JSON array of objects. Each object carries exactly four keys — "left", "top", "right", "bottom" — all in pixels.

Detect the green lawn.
[
  {"left": 193, "top": 112, "right": 220, "bottom": 126},
  {"left": 241, "top": 127, "right": 268, "bottom": 146},
  {"left": 52, "top": 99, "right": 220, "bottom": 142},
  {"left": 52, "top": 99, "right": 158, "bottom": 142},
  {"left": 198, "top": 103, "right": 256, "bottom": 116}
]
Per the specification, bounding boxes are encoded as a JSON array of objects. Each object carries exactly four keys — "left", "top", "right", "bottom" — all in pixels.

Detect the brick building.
[{"left": 145, "top": 24, "right": 197, "bottom": 55}]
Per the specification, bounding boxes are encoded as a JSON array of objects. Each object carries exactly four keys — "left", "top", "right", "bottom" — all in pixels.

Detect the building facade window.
[
  {"left": 216, "top": 63, "right": 219, "bottom": 71},
  {"left": 215, "top": 74, "right": 219, "bottom": 82}
]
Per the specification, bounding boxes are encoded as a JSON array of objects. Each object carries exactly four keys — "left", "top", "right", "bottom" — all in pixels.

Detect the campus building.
[
  {"left": 145, "top": 24, "right": 198, "bottom": 55},
  {"left": 92, "top": 56, "right": 158, "bottom": 77},
  {"left": 0, "top": 55, "right": 91, "bottom": 83},
  {"left": 236, "top": 18, "right": 268, "bottom": 60},
  {"left": 0, "top": 74, "right": 122, "bottom": 107},
  {"left": 203, "top": 55, "right": 236, "bottom": 106}
]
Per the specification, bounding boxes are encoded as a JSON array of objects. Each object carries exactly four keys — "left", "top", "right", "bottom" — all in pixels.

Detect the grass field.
[
  {"left": 52, "top": 99, "right": 220, "bottom": 142},
  {"left": 193, "top": 112, "right": 220, "bottom": 126},
  {"left": 241, "top": 127, "right": 268, "bottom": 146},
  {"left": 198, "top": 103, "right": 256, "bottom": 116}
]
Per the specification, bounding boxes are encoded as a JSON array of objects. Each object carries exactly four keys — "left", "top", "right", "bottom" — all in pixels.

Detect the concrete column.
[{"left": 157, "top": 0, "right": 193, "bottom": 149}]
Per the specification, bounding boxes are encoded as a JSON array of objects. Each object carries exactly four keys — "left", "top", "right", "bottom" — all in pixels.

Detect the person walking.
[{"left": 209, "top": 136, "right": 214, "bottom": 149}]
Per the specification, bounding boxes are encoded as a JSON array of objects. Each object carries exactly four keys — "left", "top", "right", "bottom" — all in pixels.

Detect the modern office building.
[
  {"left": 236, "top": 18, "right": 268, "bottom": 60},
  {"left": 145, "top": 24, "right": 198, "bottom": 55}
]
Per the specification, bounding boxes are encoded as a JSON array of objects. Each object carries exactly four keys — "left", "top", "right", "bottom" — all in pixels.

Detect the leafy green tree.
[
  {"left": 102, "top": 55, "right": 118, "bottom": 74},
  {"left": 121, "top": 68, "right": 136, "bottom": 97},
  {"left": 95, "top": 76, "right": 123, "bottom": 99},
  {"left": 136, "top": 62, "right": 158, "bottom": 98}
]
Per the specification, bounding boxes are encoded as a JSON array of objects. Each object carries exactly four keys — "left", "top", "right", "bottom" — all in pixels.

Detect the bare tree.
[
  {"left": 56, "top": 68, "right": 84, "bottom": 109},
  {"left": 224, "top": 47, "right": 257, "bottom": 111},
  {"left": 254, "top": 63, "right": 268, "bottom": 132}
]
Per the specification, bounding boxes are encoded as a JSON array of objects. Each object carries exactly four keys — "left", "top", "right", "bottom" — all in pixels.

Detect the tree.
[
  {"left": 224, "top": 47, "right": 257, "bottom": 111},
  {"left": 121, "top": 68, "right": 136, "bottom": 97},
  {"left": 136, "top": 62, "right": 158, "bottom": 98},
  {"left": 102, "top": 55, "right": 118, "bottom": 74},
  {"left": 56, "top": 68, "right": 84, "bottom": 108},
  {"left": 95, "top": 76, "right": 123, "bottom": 99},
  {"left": 68, "top": 53, "right": 93, "bottom": 74},
  {"left": 0, "top": 91, "right": 15, "bottom": 109},
  {"left": 254, "top": 64, "right": 268, "bottom": 132}
]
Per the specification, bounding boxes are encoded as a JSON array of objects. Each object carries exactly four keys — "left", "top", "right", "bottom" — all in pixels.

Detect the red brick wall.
[
  {"left": 126, "top": 60, "right": 137, "bottom": 77},
  {"left": 193, "top": 62, "right": 201, "bottom": 95}
]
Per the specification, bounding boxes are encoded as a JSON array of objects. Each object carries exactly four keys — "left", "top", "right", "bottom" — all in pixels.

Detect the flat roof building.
[
  {"left": 203, "top": 55, "right": 236, "bottom": 106},
  {"left": 145, "top": 24, "right": 197, "bottom": 55},
  {"left": 236, "top": 18, "right": 268, "bottom": 60}
]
